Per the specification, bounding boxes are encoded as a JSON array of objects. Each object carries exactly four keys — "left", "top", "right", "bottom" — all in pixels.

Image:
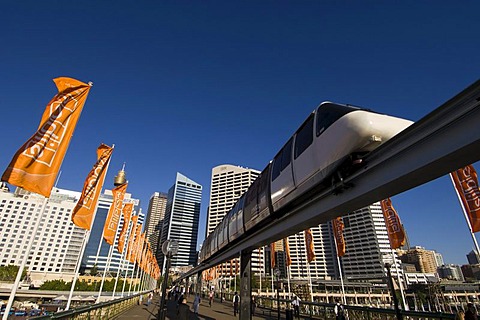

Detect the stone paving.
[{"left": 114, "top": 292, "right": 294, "bottom": 320}]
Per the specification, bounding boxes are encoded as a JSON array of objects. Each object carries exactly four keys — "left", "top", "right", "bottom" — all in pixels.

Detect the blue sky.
[{"left": 1, "top": 2, "right": 479, "bottom": 265}]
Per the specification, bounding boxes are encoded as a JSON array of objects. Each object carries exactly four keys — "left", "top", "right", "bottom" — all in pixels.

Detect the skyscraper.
[
  {"left": 159, "top": 173, "right": 202, "bottom": 272},
  {"left": 207, "top": 164, "right": 260, "bottom": 236},
  {"left": 287, "top": 224, "right": 338, "bottom": 280},
  {"left": 144, "top": 192, "right": 168, "bottom": 261},
  {"left": 206, "top": 164, "right": 261, "bottom": 277},
  {"left": 341, "top": 202, "right": 403, "bottom": 280},
  {"left": 467, "top": 250, "right": 480, "bottom": 265}
]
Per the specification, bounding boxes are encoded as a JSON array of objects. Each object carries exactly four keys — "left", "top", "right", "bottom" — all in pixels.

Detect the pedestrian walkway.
[{"left": 114, "top": 293, "right": 295, "bottom": 320}]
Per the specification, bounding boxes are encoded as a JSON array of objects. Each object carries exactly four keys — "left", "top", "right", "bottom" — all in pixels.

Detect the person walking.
[
  {"left": 292, "top": 295, "right": 301, "bottom": 318},
  {"left": 251, "top": 295, "right": 256, "bottom": 315},
  {"left": 147, "top": 292, "right": 153, "bottom": 306},
  {"left": 334, "top": 299, "right": 346, "bottom": 320},
  {"left": 233, "top": 292, "right": 240, "bottom": 316},
  {"left": 465, "top": 303, "right": 478, "bottom": 320},
  {"left": 193, "top": 293, "right": 201, "bottom": 315},
  {"left": 209, "top": 290, "right": 214, "bottom": 307}
]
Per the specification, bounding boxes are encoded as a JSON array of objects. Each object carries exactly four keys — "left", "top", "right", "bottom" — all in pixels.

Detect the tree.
[
  {"left": 0, "top": 265, "right": 27, "bottom": 282},
  {"left": 39, "top": 280, "right": 70, "bottom": 291},
  {"left": 90, "top": 264, "right": 99, "bottom": 276}
]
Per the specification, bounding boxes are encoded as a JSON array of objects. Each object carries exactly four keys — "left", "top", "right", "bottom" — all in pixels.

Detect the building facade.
[
  {"left": 144, "top": 192, "right": 168, "bottom": 261},
  {"left": 286, "top": 224, "right": 338, "bottom": 281},
  {"left": 0, "top": 187, "right": 85, "bottom": 286},
  {"left": 400, "top": 246, "right": 438, "bottom": 274},
  {"left": 467, "top": 250, "right": 480, "bottom": 265},
  {"left": 159, "top": 173, "right": 202, "bottom": 272},
  {"left": 437, "top": 264, "right": 465, "bottom": 281},
  {"left": 341, "top": 202, "right": 403, "bottom": 280},
  {"left": 206, "top": 164, "right": 261, "bottom": 278},
  {"left": 434, "top": 251, "right": 445, "bottom": 267},
  {"left": 206, "top": 164, "right": 260, "bottom": 236},
  {"left": 81, "top": 189, "right": 143, "bottom": 275}
]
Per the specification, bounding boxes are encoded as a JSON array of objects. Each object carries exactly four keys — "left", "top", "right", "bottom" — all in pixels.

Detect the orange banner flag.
[
  {"left": 126, "top": 217, "right": 140, "bottom": 263},
  {"left": 117, "top": 202, "right": 134, "bottom": 254},
  {"left": 381, "top": 198, "right": 406, "bottom": 249},
  {"left": 140, "top": 239, "right": 151, "bottom": 270},
  {"left": 2, "top": 78, "right": 92, "bottom": 197},
  {"left": 332, "top": 217, "right": 346, "bottom": 257},
  {"left": 304, "top": 229, "right": 316, "bottom": 263},
  {"left": 103, "top": 183, "right": 127, "bottom": 245},
  {"left": 270, "top": 243, "right": 276, "bottom": 269},
  {"left": 283, "top": 238, "right": 292, "bottom": 266},
  {"left": 71, "top": 144, "right": 113, "bottom": 230},
  {"left": 451, "top": 165, "right": 480, "bottom": 233},
  {"left": 135, "top": 232, "right": 146, "bottom": 264}
]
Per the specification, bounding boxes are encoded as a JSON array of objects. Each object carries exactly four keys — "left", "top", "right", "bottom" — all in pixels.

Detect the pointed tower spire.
[{"left": 114, "top": 163, "right": 127, "bottom": 186}]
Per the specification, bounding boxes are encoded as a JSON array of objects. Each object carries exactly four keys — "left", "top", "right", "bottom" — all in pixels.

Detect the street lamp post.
[
  {"left": 158, "top": 240, "right": 178, "bottom": 320},
  {"left": 275, "top": 268, "right": 281, "bottom": 320},
  {"left": 220, "top": 277, "right": 224, "bottom": 303}
]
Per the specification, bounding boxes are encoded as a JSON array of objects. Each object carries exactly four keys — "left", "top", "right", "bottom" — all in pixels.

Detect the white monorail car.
[
  {"left": 199, "top": 102, "right": 413, "bottom": 263},
  {"left": 269, "top": 102, "right": 413, "bottom": 213}
]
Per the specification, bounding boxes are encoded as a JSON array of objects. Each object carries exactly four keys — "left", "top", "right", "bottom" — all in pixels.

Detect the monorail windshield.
[{"left": 316, "top": 103, "right": 359, "bottom": 136}]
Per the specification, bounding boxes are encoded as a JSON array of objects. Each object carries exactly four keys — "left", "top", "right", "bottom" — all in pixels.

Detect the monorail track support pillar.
[
  {"left": 196, "top": 271, "right": 202, "bottom": 295},
  {"left": 240, "top": 250, "right": 252, "bottom": 320}
]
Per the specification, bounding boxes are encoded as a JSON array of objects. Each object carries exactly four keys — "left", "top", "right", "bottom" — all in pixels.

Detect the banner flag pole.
[
  {"left": 121, "top": 217, "right": 135, "bottom": 297},
  {"left": 96, "top": 243, "right": 115, "bottom": 303},
  {"left": 66, "top": 231, "right": 90, "bottom": 310},
  {"left": 392, "top": 249, "right": 409, "bottom": 311},
  {"left": 333, "top": 234, "right": 347, "bottom": 305},
  {"left": 66, "top": 144, "right": 114, "bottom": 310},
  {"left": 112, "top": 236, "right": 128, "bottom": 298}
]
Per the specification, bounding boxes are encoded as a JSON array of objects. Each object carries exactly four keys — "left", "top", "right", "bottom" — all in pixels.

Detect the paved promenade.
[{"left": 114, "top": 293, "right": 293, "bottom": 320}]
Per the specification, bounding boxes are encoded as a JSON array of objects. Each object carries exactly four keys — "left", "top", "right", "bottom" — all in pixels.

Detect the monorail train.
[{"left": 199, "top": 102, "right": 413, "bottom": 264}]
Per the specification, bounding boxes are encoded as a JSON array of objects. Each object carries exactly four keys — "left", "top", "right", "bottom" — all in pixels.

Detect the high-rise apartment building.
[
  {"left": 159, "top": 173, "right": 202, "bottom": 272},
  {"left": 0, "top": 187, "right": 85, "bottom": 286},
  {"left": 144, "top": 192, "right": 168, "bottom": 261},
  {"left": 341, "top": 202, "right": 403, "bottom": 280},
  {"left": 401, "top": 246, "right": 438, "bottom": 274},
  {"left": 207, "top": 164, "right": 260, "bottom": 236},
  {"left": 287, "top": 224, "right": 338, "bottom": 280},
  {"left": 206, "top": 164, "right": 261, "bottom": 277}
]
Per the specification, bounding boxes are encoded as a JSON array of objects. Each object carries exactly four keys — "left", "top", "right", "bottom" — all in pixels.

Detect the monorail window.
[
  {"left": 257, "top": 165, "right": 271, "bottom": 212},
  {"left": 272, "top": 138, "right": 292, "bottom": 181},
  {"left": 282, "top": 139, "right": 293, "bottom": 170},
  {"left": 272, "top": 154, "right": 282, "bottom": 181},
  {"left": 294, "top": 114, "right": 314, "bottom": 159},
  {"left": 316, "top": 103, "right": 358, "bottom": 136},
  {"left": 244, "top": 178, "right": 260, "bottom": 217}
]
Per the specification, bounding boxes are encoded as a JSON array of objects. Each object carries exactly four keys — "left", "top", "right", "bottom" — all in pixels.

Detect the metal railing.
[
  {"left": 254, "top": 296, "right": 456, "bottom": 320},
  {"left": 31, "top": 292, "right": 148, "bottom": 320}
]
